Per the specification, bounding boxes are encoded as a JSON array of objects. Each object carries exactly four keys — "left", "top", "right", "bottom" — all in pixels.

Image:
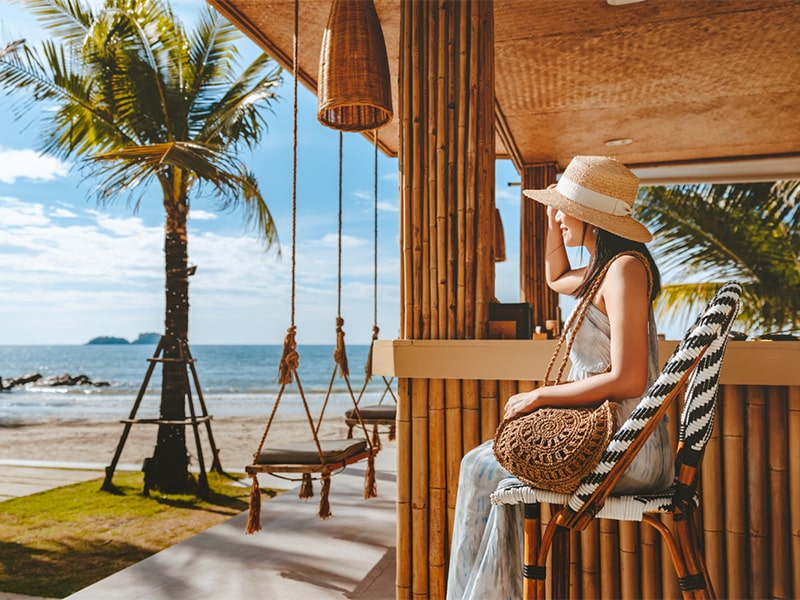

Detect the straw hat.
[{"left": 523, "top": 155, "right": 652, "bottom": 242}]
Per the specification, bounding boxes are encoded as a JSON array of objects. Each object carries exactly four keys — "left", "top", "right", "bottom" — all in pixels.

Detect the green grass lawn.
[{"left": 0, "top": 471, "right": 276, "bottom": 598}]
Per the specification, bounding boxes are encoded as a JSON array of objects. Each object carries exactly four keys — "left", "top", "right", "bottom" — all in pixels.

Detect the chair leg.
[
  {"left": 523, "top": 503, "right": 542, "bottom": 600},
  {"left": 551, "top": 524, "right": 570, "bottom": 599},
  {"left": 643, "top": 514, "right": 713, "bottom": 600},
  {"left": 674, "top": 516, "right": 716, "bottom": 599},
  {"left": 533, "top": 511, "right": 568, "bottom": 600}
]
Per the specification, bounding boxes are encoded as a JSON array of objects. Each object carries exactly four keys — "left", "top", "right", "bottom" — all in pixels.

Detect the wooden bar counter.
[{"left": 374, "top": 339, "right": 800, "bottom": 599}]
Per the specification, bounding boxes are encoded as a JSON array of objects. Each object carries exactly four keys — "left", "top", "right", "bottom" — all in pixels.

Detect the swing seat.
[
  {"left": 250, "top": 438, "right": 370, "bottom": 470},
  {"left": 345, "top": 404, "right": 396, "bottom": 422}
]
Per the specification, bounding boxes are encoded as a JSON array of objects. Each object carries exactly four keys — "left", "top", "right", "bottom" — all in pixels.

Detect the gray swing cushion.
[
  {"left": 345, "top": 404, "right": 397, "bottom": 420},
  {"left": 255, "top": 438, "right": 368, "bottom": 465}
]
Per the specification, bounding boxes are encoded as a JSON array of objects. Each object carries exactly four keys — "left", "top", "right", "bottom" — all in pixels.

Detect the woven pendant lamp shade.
[{"left": 317, "top": 0, "right": 393, "bottom": 131}]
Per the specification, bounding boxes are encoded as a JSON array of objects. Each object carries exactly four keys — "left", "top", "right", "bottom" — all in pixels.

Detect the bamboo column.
[
  {"left": 397, "top": 1, "right": 495, "bottom": 597},
  {"left": 521, "top": 164, "right": 560, "bottom": 329},
  {"left": 789, "top": 386, "right": 800, "bottom": 597}
]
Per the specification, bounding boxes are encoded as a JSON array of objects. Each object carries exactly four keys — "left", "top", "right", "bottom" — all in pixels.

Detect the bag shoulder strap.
[{"left": 544, "top": 251, "right": 653, "bottom": 385}]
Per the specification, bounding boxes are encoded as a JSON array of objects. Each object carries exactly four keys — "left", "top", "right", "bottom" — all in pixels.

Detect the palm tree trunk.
[{"left": 150, "top": 195, "right": 192, "bottom": 493}]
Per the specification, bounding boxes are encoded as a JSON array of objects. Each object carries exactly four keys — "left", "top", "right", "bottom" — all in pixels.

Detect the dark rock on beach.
[{"left": 0, "top": 373, "right": 110, "bottom": 390}]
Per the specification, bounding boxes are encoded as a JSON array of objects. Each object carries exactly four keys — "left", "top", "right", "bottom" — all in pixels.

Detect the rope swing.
[
  {"left": 345, "top": 130, "right": 397, "bottom": 450},
  {"left": 244, "top": 1, "right": 377, "bottom": 534}
]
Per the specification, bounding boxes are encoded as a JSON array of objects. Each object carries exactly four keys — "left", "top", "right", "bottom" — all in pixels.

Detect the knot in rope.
[
  {"left": 364, "top": 324, "right": 380, "bottom": 380},
  {"left": 278, "top": 325, "right": 299, "bottom": 385},
  {"left": 333, "top": 316, "right": 349, "bottom": 377}
]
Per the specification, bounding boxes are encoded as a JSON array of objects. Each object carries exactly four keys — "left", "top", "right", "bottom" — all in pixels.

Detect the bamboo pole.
[
  {"left": 396, "top": 378, "right": 412, "bottom": 597},
  {"left": 789, "top": 386, "right": 800, "bottom": 598},
  {"left": 700, "top": 393, "right": 725, "bottom": 599},
  {"left": 722, "top": 385, "right": 748, "bottom": 598},
  {"left": 444, "top": 2, "right": 457, "bottom": 341},
  {"left": 580, "top": 520, "right": 600, "bottom": 599},
  {"left": 640, "top": 520, "right": 662, "bottom": 599},
  {"left": 474, "top": 0, "right": 494, "bottom": 336},
  {"left": 419, "top": 0, "right": 432, "bottom": 343},
  {"left": 398, "top": 0, "right": 410, "bottom": 338},
  {"left": 411, "top": 377, "right": 429, "bottom": 598},
  {"left": 746, "top": 385, "right": 769, "bottom": 599},
  {"left": 479, "top": 380, "right": 499, "bottom": 443},
  {"left": 520, "top": 165, "right": 558, "bottom": 326},
  {"left": 767, "top": 386, "right": 791, "bottom": 599},
  {"left": 454, "top": 0, "right": 467, "bottom": 340},
  {"left": 599, "top": 519, "right": 620, "bottom": 599},
  {"left": 619, "top": 521, "right": 640, "bottom": 599},
  {"left": 445, "top": 378, "right": 463, "bottom": 545},
  {"left": 463, "top": 0, "right": 477, "bottom": 339},
  {"left": 569, "top": 529, "right": 581, "bottom": 598},
  {"left": 432, "top": 0, "right": 446, "bottom": 341},
  {"left": 462, "top": 379, "right": 481, "bottom": 451},
  {"left": 428, "top": 378, "right": 447, "bottom": 596}
]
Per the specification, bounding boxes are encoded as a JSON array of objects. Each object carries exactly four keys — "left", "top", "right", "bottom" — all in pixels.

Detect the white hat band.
[{"left": 556, "top": 176, "right": 633, "bottom": 216}]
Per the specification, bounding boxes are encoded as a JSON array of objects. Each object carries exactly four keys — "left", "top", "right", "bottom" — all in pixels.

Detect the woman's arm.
[
  {"left": 544, "top": 205, "right": 585, "bottom": 295},
  {"left": 504, "top": 255, "right": 652, "bottom": 420}
]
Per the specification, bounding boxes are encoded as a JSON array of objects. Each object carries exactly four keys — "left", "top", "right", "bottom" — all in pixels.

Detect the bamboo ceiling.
[{"left": 208, "top": 0, "right": 800, "bottom": 183}]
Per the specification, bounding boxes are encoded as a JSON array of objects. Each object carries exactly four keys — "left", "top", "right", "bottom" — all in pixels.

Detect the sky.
[{"left": 0, "top": 1, "right": 524, "bottom": 345}]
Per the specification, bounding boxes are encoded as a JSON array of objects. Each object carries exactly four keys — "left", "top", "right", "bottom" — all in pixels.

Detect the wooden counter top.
[{"left": 372, "top": 339, "right": 800, "bottom": 386}]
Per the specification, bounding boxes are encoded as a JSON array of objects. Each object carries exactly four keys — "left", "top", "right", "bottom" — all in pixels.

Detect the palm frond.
[
  {"left": 88, "top": 141, "right": 278, "bottom": 246},
  {"left": 639, "top": 182, "right": 800, "bottom": 335},
  {"left": 17, "top": 0, "right": 94, "bottom": 44}
]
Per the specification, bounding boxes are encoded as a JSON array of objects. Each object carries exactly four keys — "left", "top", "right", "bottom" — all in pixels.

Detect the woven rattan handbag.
[{"left": 493, "top": 252, "right": 651, "bottom": 494}]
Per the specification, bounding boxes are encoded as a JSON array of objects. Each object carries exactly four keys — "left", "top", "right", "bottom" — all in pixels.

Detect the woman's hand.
[{"left": 503, "top": 389, "right": 540, "bottom": 420}]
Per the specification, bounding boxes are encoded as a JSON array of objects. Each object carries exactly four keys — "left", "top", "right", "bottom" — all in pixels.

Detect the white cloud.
[
  {"left": 189, "top": 209, "right": 218, "bottom": 221},
  {"left": 50, "top": 207, "right": 78, "bottom": 218},
  {"left": 0, "top": 196, "right": 50, "bottom": 226},
  {"left": 0, "top": 147, "right": 71, "bottom": 184},
  {"left": 377, "top": 200, "right": 398, "bottom": 213}
]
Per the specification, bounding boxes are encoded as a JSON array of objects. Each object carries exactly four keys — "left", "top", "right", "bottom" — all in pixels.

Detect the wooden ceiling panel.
[{"left": 209, "top": 0, "right": 800, "bottom": 181}]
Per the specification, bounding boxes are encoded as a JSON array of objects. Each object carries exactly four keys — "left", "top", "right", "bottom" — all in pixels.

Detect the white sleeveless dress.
[{"left": 446, "top": 305, "right": 674, "bottom": 600}]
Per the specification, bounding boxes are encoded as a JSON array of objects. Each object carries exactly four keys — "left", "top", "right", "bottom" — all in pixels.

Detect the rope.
[{"left": 290, "top": 0, "right": 298, "bottom": 328}]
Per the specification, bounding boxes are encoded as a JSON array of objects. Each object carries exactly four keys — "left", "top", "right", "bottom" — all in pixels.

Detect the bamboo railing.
[{"left": 396, "top": 372, "right": 800, "bottom": 599}]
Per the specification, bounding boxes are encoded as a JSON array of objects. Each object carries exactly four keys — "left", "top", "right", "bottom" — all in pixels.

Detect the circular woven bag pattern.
[{"left": 493, "top": 400, "right": 617, "bottom": 494}]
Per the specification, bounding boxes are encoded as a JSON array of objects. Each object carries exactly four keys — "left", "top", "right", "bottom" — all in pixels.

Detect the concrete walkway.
[{"left": 1, "top": 448, "right": 397, "bottom": 600}]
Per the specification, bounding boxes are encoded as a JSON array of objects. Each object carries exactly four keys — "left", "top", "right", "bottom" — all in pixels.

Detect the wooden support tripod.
[{"left": 101, "top": 336, "right": 223, "bottom": 498}]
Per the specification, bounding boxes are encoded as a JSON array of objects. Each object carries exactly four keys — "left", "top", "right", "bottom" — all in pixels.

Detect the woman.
[{"left": 446, "top": 155, "right": 674, "bottom": 600}]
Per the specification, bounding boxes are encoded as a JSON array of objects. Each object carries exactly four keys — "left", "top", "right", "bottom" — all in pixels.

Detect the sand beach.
[{"left": 0, "top": 416, "right": 357, "bottom": 472}]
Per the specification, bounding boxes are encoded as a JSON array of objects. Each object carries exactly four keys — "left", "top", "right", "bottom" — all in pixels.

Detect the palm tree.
[
  {"left": 0, "top": 0, "right": 281, "bottom": 492},
  {"left": 637, "top": 182, "right": 800, "bottom": 337}
]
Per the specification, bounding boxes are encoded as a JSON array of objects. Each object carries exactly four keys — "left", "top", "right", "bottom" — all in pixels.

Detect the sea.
[{"left": 0, "top": 345, "right": 392, "bottom": 423}]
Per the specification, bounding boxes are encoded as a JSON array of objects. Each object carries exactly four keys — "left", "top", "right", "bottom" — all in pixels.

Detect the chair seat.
[
  {"left": 345, "top": 404, "right": 397, "bottom": 420},
  {"left": 491, "top": 477, "right": 698, "bottom": 522},
  {"left": 253, "top": 438, "right": 368, "bottom": 465}
]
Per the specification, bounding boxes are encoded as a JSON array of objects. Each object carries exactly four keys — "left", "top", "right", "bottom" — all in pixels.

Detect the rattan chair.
[{"left": 491, "top": 281, "right": 742, "bottom": 599}]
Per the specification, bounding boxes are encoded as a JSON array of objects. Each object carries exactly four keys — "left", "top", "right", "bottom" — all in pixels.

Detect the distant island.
[{"left": 86, "top": 332, "right": 161, "bottom": 345}]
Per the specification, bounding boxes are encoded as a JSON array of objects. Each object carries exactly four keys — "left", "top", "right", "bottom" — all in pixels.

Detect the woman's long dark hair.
[{"left": 574, "top": 226, "right": 661, "bottom": 302}]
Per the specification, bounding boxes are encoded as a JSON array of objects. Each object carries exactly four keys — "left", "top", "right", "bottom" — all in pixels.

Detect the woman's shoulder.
[
  {"left": 606, "top": 253, "right": 650, "bottom": 281},
  {"left": 601, "top": 253, "right": 652, "bottom": 301}
]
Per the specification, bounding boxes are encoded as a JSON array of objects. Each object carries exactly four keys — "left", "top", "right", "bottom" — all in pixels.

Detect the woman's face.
[{"left": 554, "top": 210, "right": 588, "bottom": 247}]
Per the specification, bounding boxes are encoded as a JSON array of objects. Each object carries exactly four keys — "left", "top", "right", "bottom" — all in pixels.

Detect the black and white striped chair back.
[
  {"left": 678, "top": 282, "right": 740, "bottom": 457},
  {"left": 567, "top": 281, "right": 742, "bottom": 514}
]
